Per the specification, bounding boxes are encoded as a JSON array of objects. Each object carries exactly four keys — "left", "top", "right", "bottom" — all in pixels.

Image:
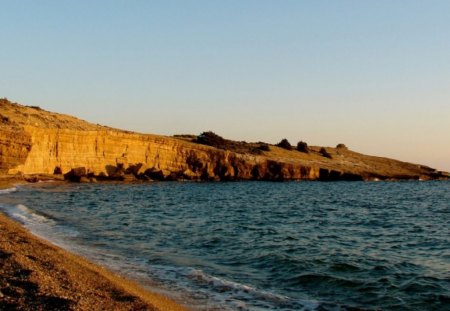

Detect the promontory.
[{"left": 1, "top": 98, "right": 448, "bottom": 183}]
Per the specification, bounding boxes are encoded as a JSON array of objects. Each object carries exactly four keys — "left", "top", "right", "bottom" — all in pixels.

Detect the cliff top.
[{"left": 0, "top": 98, "right": 109, "bottom": 131}]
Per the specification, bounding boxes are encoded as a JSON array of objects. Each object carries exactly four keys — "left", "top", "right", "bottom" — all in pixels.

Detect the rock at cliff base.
[
  {"left": 144, "top": 168, "right": 172, "bottom": 181},
  {"left": 53, "top": 166, "right": 62, "bottom": 175},
  {"left": 64, "top": 167, "right": 87, "bottom": 182},
  {"left": 122, "top": 174, "right": 137, "bottom": 182},
  {"left": 125, "top": 163, "right": 147, "bottom": 176},
  {"left": 182, "top": 169, "right": 199, "bottom": 180}
]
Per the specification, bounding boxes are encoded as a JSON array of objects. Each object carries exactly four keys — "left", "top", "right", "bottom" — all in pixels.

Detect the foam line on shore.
[
  {"left": 0, "top": 186, "right": 17, "bottom": 194},
  {"left": 0, "top": 182, "right": 187, "bottom": 310}
]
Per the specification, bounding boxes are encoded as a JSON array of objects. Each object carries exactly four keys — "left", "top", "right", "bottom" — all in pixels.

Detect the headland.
[{"left": 1, "top": 98, "right": 448, "bottom": 184}]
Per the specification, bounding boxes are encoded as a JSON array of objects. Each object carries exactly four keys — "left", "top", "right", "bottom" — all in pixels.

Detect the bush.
[
  {"left": 258, "top": 144, "right": 270, "bottom": 151},
  {"left": 195, "top": 131, "right": 227, "bottom": 147},
  {"left": 336, "top": 143, "right": 348, "bottom": 150},
  {"left": 0, "top": 115, "right": 9, "bottom": 123},
  {"left": 320, "top": 147, "right": 332, "bottom": 159},
  {"left": 296, "top": 141, "right": 309, "bottom": 153},
  {"left": 276, "top": 138, "right": 292, "bottom": 150},
  {"left": 27, "top": 105, "right": 42, "bottom": 110}
]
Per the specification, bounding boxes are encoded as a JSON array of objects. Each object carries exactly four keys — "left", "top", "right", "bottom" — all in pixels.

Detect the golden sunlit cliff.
[{"left": 0, "top": 98, "right": 448, "bottom": 182}]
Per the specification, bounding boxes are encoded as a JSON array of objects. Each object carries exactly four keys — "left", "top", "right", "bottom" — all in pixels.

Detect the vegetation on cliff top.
[
  {"left": 297, "top": 141, "right": 310, "bottom": 153},
  {"left": 276, "top": 139, "right": 293, "bottom": 150},
  {"left": 193, "top": 131, "right": 269, "bottom": 155}
]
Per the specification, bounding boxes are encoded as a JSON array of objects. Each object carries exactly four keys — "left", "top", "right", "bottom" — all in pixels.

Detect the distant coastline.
[{"left": 1, "top": 98, "right": 448, "bottom": 184}]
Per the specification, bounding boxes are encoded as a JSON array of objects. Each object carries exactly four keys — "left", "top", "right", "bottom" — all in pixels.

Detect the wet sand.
[{"left": 0, "top": 179, "right": 187, "bottom": 310}]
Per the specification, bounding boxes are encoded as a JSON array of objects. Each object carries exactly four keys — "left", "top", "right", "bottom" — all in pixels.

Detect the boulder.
[
  {"left": 64, "top": 167, "right": 87, "bottom": 182},
  {"left": 144, "top": 168, "right": 172, "bottom": 180},
  {"left": 182, "top": 169, "right": 199, "bottom": 180},
  {"left": 23, "top": 175, "right": 39, "bottom": 183},
  {"left": 165, "top": 172, "right": 180, "bottom": 181},
  {"left": 125, "top": 163, "right": 147, "bottom": 177},
  {"left": 96, "top": 172, "right": 109, "bottom": 181},
  {"left": 107, "top": 164, "right": 126, "bottom": 180},
  {"left": 53, "top": 166, "right": 62, "bottom": 174}
]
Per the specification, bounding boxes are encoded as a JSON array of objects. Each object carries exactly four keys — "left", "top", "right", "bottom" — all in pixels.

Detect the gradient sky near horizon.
[{"left": 1, "top": 1, "right": 449, "bottom": 171}]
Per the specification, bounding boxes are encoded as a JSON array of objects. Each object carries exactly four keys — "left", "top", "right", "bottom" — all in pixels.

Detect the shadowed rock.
[{"left": 64, "top": 167, "right": 87, "bottom": 182}]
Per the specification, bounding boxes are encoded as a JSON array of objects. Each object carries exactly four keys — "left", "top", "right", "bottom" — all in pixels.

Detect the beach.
[{"left": 0, "top": 179, "right": 187, "bottom": 311}]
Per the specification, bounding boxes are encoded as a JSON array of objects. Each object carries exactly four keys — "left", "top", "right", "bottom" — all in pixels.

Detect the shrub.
[
  {"left": 195, "top": 131, "right": 227, "bottom": 147},
  {"left": 250, "top": 148, "right": 263, "bottom": 155},
  {"left": 0, "top": 115, "right": 9, "bottom": 123},
  {"left": 27, "top": 105, "right": 42, "bottom": 110},
  {"left": 320, "top": 147, "right": 332, "bottom": 159},
  {"left": 258, "top": 144, "right": 270, "bottom": 151},
  {"left": 296, "top": 141, "right": 309, "bottom": 153},
  {"left": 336, "top": 143, "right": 348, "bottom": 150},
  {"left": 276, "top": 138, "right": 292, "bottom": 150}
]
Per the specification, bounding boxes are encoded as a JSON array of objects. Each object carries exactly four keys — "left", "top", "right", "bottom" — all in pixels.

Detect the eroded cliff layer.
[{"left": 0, "top": 99, "right": 448, "bottom": 182}]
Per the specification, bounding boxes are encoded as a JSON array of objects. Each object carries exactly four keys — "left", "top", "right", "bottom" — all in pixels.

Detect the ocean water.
[{"left": 1, "top": 181, "right": 449, "bottom": 310}]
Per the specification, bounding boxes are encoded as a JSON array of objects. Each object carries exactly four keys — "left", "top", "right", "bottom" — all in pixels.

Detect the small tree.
[
  {"left": 276, "top": 138, "right": 292, "bottom": 150},
  {"left": 320, "top": 147, "right": 332, "bottom": 159},
  {"left": 296, "top": 141, "right": 309, "bottom": 153}
]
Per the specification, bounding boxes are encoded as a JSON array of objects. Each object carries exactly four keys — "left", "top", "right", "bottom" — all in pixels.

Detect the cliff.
[{"left": 1, "top": 99, "right": 448, "bottom": 182}]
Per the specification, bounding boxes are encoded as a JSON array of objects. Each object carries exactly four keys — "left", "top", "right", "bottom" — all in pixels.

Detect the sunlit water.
[{"left": 1, "top": 181, "right": 449, "bottom": 310}]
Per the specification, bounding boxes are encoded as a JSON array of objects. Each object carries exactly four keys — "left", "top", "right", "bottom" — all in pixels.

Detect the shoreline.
[{"left": 0, "top": 179, "right": 188, "bottom": 310}]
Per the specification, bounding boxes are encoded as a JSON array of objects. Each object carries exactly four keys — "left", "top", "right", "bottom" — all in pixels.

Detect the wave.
[
  {"left": 147, "top": 265, "right": 322, "bottom": 310},
  {"left": 0, "top": 203, "right": 79, "bottom": 242},
  {"left": 2, "top": 203, "right": 55, "bottom": 226},
  {"left": 0, "top": 187, "right": 17, "bottom": 194}
]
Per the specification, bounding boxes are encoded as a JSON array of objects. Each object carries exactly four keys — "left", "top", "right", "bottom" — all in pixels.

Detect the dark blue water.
[{"left": 1, "top": 181, "right": 449, "bottom": 310}]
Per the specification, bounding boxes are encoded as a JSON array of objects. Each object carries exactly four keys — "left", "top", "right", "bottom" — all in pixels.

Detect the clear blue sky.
[{"left": 1, "top": 1, "right": 449, "bottom": 171}]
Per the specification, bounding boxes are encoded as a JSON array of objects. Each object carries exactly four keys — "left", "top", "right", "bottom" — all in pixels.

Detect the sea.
[{"left": 1, "top": 181, "right": 449, "bottom": 311}]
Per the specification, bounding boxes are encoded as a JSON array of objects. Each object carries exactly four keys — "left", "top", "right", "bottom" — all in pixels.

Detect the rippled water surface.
[{"left": 1, "top": 181, "right": 449, "bottom": 310}]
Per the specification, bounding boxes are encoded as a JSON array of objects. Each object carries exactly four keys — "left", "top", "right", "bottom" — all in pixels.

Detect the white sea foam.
[
  {"left": 138, "top": 263, "right": 320, "bottom": 311},
  {"left": 185, "top": 268, "right": 320, "bottom": 310},
  {"left": 0, "top": 187, "right": 17, "bottom": 194},
  {"left": 0, "top": 202, "right": 79, "bottom": 248},
  {"left": 6, "top": 203, "right": 55, "bottom": 226}
]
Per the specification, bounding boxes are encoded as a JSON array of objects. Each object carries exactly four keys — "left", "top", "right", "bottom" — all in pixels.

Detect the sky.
[{"left": 1, "top": 1, "right": 449, "bottom": 171}]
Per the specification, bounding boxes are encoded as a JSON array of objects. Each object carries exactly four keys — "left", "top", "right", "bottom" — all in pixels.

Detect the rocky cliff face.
[
  {"left": 5, "top": 126, "right": 322, "bottom": 181},
  {"left": 0, "top": 123, "right": 31, "bottom": 175},
  {"left": 1, "top": 99, "right": 448, "bottom": 182}
]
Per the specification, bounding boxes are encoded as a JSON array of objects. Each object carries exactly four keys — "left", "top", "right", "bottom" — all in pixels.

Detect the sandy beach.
[{"left": 0, "top": 179, "right": 187, "bottom": 311}]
